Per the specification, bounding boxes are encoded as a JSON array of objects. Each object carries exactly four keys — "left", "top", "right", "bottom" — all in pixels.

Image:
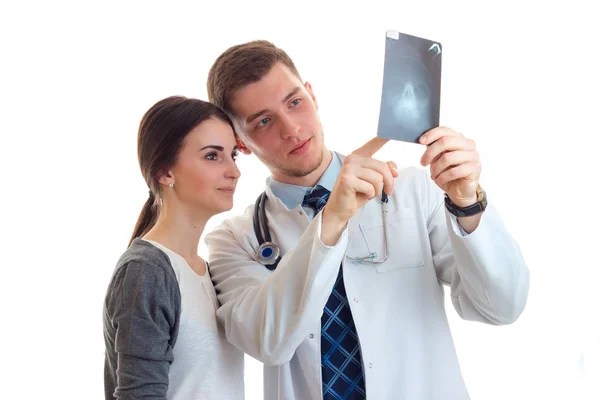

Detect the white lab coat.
[{"left": 205, "top": 163, "right": 530, "bottom": 400}]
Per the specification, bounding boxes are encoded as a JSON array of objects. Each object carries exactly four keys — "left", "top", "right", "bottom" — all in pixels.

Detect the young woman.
[{"left": 103, "top": 96, "right": 244, "bottom": 399}]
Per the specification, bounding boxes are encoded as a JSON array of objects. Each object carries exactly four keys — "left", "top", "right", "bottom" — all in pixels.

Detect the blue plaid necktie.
[{"left": 302, "top": 186, "right": 366, "bottom": 400}]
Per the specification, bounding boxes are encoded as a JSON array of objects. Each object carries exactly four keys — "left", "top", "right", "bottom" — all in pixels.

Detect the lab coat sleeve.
[
  {"left": 204, "top": 211, "right": 348, "bottom": 366},
  {"left": 426, "top": 174, "right": 530, "bottom": 325}
]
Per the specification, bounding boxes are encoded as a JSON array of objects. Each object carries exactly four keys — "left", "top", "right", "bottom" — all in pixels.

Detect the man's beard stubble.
[{"left": 277, "top": 133, "right": 325, "bottom": 178}]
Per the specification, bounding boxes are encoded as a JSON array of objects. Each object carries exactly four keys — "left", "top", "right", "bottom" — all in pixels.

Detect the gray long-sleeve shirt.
[
  {"left": 103, "top": 238, "right": 244, "bottom": 400},
  {"left": 104, "top": 239, "right": 181, "bottom": 399}
]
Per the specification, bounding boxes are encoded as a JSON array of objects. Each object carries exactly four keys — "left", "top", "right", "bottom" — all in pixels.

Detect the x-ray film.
[{"left": 376, "top": 30, "right": 442, "bottom": 143}]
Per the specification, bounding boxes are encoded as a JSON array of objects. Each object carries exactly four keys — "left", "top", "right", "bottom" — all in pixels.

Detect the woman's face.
[{"left": 167, "top": 117, "right": 241, "bottom": 215}]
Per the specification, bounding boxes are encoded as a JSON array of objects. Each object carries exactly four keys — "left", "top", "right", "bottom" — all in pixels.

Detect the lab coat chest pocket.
[{"left": 359, "top": 208, "right": 425, "bottom": 273}]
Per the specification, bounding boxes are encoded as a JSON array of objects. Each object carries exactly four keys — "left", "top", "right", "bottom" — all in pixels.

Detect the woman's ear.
[
  {"left": 237, "top": 138, "right": 252, "bottom": 155},
  {"left": 157, "top": 170, "right": 174, "bottom": 187}
]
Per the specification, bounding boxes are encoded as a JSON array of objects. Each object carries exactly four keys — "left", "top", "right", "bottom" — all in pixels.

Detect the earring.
[{"left": 169, "top": 183, "right": 174, "bottom": 188}]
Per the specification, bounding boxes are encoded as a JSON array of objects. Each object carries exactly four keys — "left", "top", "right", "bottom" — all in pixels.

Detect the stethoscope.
[{"left": 253, "top": 191, "right": 391, "bottom": 270}]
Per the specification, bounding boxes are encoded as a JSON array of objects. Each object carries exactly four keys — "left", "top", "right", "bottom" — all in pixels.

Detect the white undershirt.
[{"left": 143, "top": 239, "right": 244, "bottom": 400}]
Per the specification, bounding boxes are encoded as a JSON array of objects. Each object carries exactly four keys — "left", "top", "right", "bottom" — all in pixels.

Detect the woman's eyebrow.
[{"left": 200, "top": 145, "right": 224, "bottom": 151}]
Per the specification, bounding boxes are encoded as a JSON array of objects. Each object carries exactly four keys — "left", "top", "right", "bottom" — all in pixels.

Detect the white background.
[{"left": 1, "top": 0, "right": 599, "bottom": 399}]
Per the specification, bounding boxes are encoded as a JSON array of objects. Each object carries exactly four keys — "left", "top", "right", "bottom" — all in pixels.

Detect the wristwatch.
[{"left": 444, "top": 185, "right": 487, "bottom": 217}]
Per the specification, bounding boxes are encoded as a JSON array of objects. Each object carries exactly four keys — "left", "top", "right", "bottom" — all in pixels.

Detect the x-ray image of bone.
[{"left": 377, "top": 31, "right": 442, "bottom": 144}]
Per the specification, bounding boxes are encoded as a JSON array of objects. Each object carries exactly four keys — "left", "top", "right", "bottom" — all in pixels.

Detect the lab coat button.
[
  {"left": 309, "top": 333, "right": 315, "bottom": 339},
  {"left": 353, "top": 297, "right": 359, "bottom": 303},
  {"left": 368, "top": 363, "right": 373, "bottom": 369}
]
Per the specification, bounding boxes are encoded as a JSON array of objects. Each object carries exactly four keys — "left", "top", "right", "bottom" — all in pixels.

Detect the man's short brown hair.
[{"left": 207, "top": 40, "right": 302, "bottom": 118}]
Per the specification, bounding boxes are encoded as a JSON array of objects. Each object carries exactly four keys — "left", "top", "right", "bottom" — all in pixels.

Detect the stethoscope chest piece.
[{"left": 256, "top": 241, "right": 280, "bottom": 269}]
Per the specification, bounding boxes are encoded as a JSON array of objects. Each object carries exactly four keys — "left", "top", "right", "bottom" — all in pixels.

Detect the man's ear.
[
  {"left": 236, "top": 138, "right": 252, "bottom": 155},
  {"left": 304, "top": 81, "right": 318, "bottom": 111},
  {"left": 231, "top": 116, "right": 253, "bottom": 155}
]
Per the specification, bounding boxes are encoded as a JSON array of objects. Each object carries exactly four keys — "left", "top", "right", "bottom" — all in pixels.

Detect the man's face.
[{"left": 229, "top": 63, "right": 327, "bottom": 182}]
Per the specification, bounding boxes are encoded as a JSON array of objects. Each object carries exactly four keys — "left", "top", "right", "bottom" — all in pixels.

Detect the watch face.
[
  {"left": 476, "top": 186, "right": 487, "bottom": 209},
  {"left": 476, "top": 185, "right": 483, "bottom": 201}
]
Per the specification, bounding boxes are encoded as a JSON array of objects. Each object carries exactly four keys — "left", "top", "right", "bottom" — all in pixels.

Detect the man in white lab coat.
[{"left": 204, "top": 40, "right": 530, "bottom": 400}]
